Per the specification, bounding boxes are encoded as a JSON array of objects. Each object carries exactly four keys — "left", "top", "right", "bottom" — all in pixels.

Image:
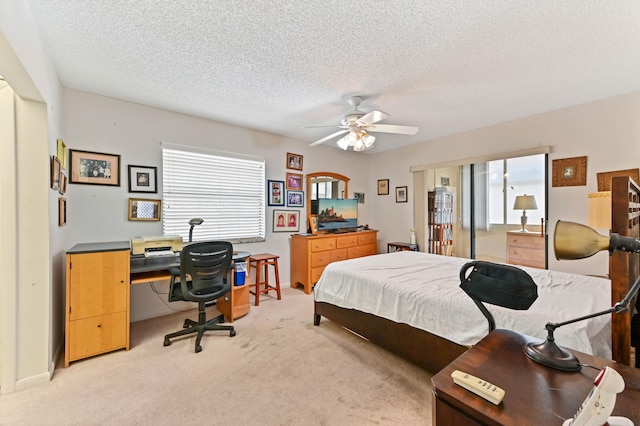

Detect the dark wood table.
[
  {"left": 387, "top": 241, "right": 419, "bottom": 252},
  {"left": 431, "top": 329, "right": 640, "bottom": 426}
]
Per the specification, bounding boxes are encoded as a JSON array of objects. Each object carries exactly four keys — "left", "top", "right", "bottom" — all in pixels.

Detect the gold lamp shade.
[
  {"left": 554, "top": 220, "right": 610, "bottom": 260},
  {"left": 554, "top": 219, "right": 640, "bottom": 260}
]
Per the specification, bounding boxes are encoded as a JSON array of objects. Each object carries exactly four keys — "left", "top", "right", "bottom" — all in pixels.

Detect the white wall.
[
  {"left": 369, "top": 92, "right": 640, "bottom": 276},
  {"left": 62, "top": 88, "right": 373, "bottom": 321},
  {"left": 0, "top": 0, "right": 64, "bottom": 392}
]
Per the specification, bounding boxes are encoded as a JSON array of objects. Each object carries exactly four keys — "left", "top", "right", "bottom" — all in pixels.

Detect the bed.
[{"left": 314, "top": 176, "right": 639, "bottom": 373}]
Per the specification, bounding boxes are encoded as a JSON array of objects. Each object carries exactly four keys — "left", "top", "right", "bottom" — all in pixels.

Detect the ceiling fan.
[{"left": 307, "top": 96, "right": 419, "bottom": 151}]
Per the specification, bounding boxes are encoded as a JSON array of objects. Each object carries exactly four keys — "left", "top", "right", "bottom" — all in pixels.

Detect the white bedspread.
[{"left": 314, "top": 251, "right": 612, "bottom": 359}]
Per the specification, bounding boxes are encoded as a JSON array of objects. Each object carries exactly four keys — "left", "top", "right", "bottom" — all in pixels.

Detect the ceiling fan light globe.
[
  {"left": 354, "top": 140, "right": 366, "bottom": 151},
  {"left": 336, "top": 138, "right": 350, "bottom": 150},
  {"left": 363, "top": 134, "right": 375, "bottom": 147}
]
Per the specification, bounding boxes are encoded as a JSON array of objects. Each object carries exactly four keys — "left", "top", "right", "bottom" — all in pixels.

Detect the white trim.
[{"left": 409, "top": 146, "right": 552, "bottom": 172}]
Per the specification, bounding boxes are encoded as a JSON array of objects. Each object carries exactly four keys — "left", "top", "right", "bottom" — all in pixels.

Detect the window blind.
[{"left": 162, "top": 146, "right": 266, "bottom": 243}]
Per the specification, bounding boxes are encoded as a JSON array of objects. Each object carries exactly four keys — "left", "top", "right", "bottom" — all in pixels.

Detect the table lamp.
[
  {"left": 188, "top": 218, "right": 204, "bottom": 242},
  {"left": 513, "top": 194, "right": 537, "bottom": 232},
  {"left": 523, "top": 220, "right": 640, "bottom": 371}
]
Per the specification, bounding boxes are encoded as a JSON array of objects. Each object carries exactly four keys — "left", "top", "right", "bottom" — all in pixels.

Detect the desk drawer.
[
  {"left": 68, "top": 311, "right": 127, "bottom": 361},
  {"left": 508, "top": 234, "right": 544, "bottom": 249}
]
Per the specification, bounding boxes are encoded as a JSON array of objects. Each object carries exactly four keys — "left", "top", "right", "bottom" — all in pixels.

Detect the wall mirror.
[{"left": 306, "top": 172, "right": 349, "bottom": 233}]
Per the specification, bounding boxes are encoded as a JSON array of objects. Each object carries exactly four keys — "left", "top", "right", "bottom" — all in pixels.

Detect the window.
[
  {"left": 488, "top": 154, "right": 545, "bottom": 225},
  {"left": 162, "top": 144, "right": 265, "bottom": 243}
]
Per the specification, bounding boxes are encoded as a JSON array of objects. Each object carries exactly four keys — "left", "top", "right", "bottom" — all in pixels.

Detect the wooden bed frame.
[{"left": 314, "top": 175, "right": 639, "bottom": 372}]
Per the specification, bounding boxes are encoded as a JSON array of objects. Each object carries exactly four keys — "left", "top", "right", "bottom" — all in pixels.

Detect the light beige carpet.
[{"left": 0, "top": 287, "right": 433, "bottom": 425}]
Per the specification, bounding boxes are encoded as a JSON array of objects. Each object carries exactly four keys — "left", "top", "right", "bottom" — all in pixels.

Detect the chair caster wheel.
[
  {"left": 164, "top": 338, "right": 171, "bottom": 346},
  {"left": 230, "top": 330, "right": 236, "bottom": 337},
  {"left": 195, "top": 345, "right": 202, "bottom": 353}
]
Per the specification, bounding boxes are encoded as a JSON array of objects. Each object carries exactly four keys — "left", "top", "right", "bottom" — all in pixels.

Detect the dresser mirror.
[{"left": 306, "top": 172, "right": 350, "bottom": 234}]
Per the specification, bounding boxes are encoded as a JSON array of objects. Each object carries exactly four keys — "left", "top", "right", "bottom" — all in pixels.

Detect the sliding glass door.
[{"left": 427, "top": 153, "right": 547, "bottom": 266}]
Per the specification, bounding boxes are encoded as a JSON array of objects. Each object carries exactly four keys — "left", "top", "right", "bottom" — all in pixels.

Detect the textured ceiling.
[{"left": 27, "top": 1, "right": 640, "bottom": 153}]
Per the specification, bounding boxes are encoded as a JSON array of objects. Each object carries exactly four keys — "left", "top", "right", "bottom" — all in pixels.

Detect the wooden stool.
[{"left": 248, "top": 253, "right": 281, "bottom": 306}]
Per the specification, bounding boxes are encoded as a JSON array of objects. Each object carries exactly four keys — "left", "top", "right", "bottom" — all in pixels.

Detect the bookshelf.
[{"left": 428, "top": 188, "right": 454, "bottom": 256}]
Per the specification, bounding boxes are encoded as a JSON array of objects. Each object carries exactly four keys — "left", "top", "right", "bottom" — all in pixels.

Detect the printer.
[{"left": 131, "top": 235, "right": 183, "bottom": 257}]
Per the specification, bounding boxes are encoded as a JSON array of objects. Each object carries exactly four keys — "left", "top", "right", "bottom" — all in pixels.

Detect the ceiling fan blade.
[
  {"left": 309, "top": 129, "right": 349, "bottom": 146},
  {"left": 357, "top": 110, "right": 390, "bottom": 126},
  {"left": 365, "top": 124, "right": 419, "bottom": 135},
  {"left": 302, "top": 125, "right": 347, "bottom": 129}
]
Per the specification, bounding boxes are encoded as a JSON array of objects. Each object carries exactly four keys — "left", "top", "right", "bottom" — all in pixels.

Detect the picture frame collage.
[
  {"left": 268, "top": 153, "right": 305, "bottom": 232},
  {"left": 378, "top": 178, "right": 410, "bottom": 203}
]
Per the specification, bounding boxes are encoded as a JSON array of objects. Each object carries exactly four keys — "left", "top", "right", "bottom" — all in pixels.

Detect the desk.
[
  {"left": 431, "top": 329, "right": 640, "bottom": 425},
  {"left": 64, "top": 242, "right": 251, "bottom": 366},
  {"left": 130, "top": 250, "right": 251, "bottom": 322},
  {"left": 387, "top": 241, "right": 419, "bottom": 252}
]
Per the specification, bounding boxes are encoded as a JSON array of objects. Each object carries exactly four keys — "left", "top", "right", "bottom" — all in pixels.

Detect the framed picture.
[
  {"left": 596, "top": 168, "right": 640, "bottom": 191},
  {"left": 58, "top": 173, "right": 67, "bottom": 195},
  {"left": 58, "top": 197, "right": 67, "bottom": 226},
  {"left": 354, "top": 192, "right": 365, "bottom": 204},
  {"left": 441, "top": 177, "right": 450, "bottom": 186},
  {"left": 51, "top": 156, "right": 61, "bottom": 190},
  {"left": 57, "top": 139, "right": 67, "bottom": 170},
  {"left": 287, "top": 190, "right": 304, "bottom": 207},
  {"left": 551, "top": 156, "right": 587, "bottom": 187},
  {"left": 128, "top": 198, "right": 161, "bottom": 221},
  {"left": 128, "top": 165, "right": 157, "bottom": 193},
  {"left": 286, "top": 152, "right": 303, "bottom": 171},
  {"left": 273, "top": 209, "right": 300, "bottom": 232},
  {"left": 70, "top": 149, "right": 121, "bottom": 186},
  {"left": 378, "top": 179, "right": 389, "bottom": 195},
  {"left": 286, "top": 172, "right": 303, "bottom": 190},
  {"left": 267, "top": 180, "right": 285, "bottom": 206},
  {"left": 396, "top": 186, "right": 408, "bottom": 203},
  {"left": 309, "top": 215, "right": 318, "bottom": 234}
]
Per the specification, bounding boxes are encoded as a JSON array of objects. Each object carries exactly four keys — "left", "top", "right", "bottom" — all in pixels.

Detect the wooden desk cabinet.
[
  {"left": 432, "top": 329, "right": 640, "bottom": 425},
  {"left": 65, "top": 242, "right": 130, "bottom": 367},
  {"left": 506, "top": 231, "right": 545, "bottom": 269},
  {"left": 216, "top": 266, "right": 250, "bottom": 322},
  {"left": 291, "top": 230, "right": 378, "bottom": 294}
]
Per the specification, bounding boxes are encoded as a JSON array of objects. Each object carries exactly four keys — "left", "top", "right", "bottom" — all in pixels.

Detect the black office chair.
[
  {"left": 163, "top": 241, "right": 236, "bottom": 353},
  {"left": 459, "top": 260, "right": 538, "bottom": 334}
]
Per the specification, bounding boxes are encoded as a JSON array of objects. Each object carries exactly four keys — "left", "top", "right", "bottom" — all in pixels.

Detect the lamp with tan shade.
[{"left": 513, "top": 194, "right": 537, "bottom": 232}]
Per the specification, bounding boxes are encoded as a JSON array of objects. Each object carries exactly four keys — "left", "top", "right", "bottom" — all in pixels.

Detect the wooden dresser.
[
  {"left": 65, "top": 242, "right": 130, "bottom": 366},
  {"left": 291, "top": 230, "right": 378, "bottom": 294},
  {"left": 506, "top": 231, "right": 545, "bottom": 269}
]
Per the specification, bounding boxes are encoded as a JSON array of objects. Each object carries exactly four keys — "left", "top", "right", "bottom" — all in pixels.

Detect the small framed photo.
[
  {"left": 267, "top": 180, "right": 285, "bottom": 206},
  {"left": 273, "top": 209, "right": 300, "bottom": 232},
  {"left": 354, "top": 192, "right": 365, "bottom": 204},
  {"left": 552, "top": 156, "right": 587, "bottom": 187},
  {"left": 287, "top": 190, "right": 304, "bottom": 207},
  {"left": 58, "top": 173, "right": 67, "bottom": 195},
  {"left": 58, "top": 197, "right": 67, "bottom": 226},
  {"left": 377, "top": 179, "right": 389, "bottom": 195},
  {"left": 286, "top": 152, "right": 303, "bottom": 171},
  {"left": 57, "top": 139, "right": 67, "bottom": 170},
  {"left": 396, "top": 186, "right": 408, "bottom": 203},
  {"left": 128, "top": 165, "right": 157, "bottom": 193},
  {"left": 286, "top": 172, "right": 303, "bottom": 190},
  {"left": 51, "top": 156, "right": 61, "bottom": 190},
  {"left": 309, "top": 215, "right": 318, "bottom": 234},
  {"left": 128, "top": 198, "right": 161, "bottom": 221},
  {"left": 69, "top": 149, "right": 121, "bottom": 186}
]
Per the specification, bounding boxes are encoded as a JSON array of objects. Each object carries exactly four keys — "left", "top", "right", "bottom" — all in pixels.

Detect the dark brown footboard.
[{"left": 314, "top": 300, "right": 467, "bottom": 374}]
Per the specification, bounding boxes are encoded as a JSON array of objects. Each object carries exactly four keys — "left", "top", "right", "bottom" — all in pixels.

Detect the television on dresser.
[{"left": 316, "top": 198, "right": 358, "bottom": 233}]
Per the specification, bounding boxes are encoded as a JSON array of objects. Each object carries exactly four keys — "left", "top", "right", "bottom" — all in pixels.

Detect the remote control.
[{"left": 451, "top": 370, "right": 505, "bottom": 405}]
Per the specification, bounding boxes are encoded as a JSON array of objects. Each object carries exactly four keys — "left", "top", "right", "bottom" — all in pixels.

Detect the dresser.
[
  {"left": 65, "top": 242, "right": 130, "bottom": 366},
  {"left": 291, "top": 230, "right": 378, "bottom": 294},
  {"left": 506, "top": 231, "right": 545, "bottom": 269}
]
